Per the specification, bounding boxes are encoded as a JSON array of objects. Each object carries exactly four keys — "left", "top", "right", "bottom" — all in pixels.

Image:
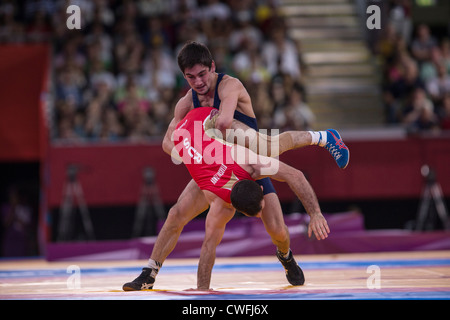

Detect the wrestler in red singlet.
[{"left": 173, "top": 106, "right": 253, "bottom": 203}]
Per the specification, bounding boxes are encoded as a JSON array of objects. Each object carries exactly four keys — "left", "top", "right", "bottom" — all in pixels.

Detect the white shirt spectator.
[
  {"left": 262, "top": 38, "right": 301, "bottom": 79},
  {"left": 200, "top": 0, "right": 231, "bottom": 21},
  {"left": 262, "top": 27, "right": 301, "bottom": 79}
]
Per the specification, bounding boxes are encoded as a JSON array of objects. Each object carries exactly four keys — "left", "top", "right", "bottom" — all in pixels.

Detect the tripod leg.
[
  {"left": 151, "top": 186, "right": 166, "bottom": 221},
  {"left": 58, "top": 184, "right": 74, "bottom": 241},
  {"left": 431, "top": 184, "right": 450, "bottom": 230},
  {"left": 416, "top": 186, "right": 431, "bottom": 231},
  {"left": 74, "top": 182, "right": 95, "bottom": 240},
  {"left": 132, "top": 193, "right": 149, "bottom": 238}
]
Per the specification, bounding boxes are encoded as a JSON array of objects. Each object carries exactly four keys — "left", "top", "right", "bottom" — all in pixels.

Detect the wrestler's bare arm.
[
  {"left": 233, "top": 145, "right": 329, "bottom": 240},
  {"left": 197, "top": 192, "right": 235, "bottom": 290},
  {"left": 162, "top": 91, "right": 193, "bottom": 157},
  {"left": 214, "top": 77, "right": 244, "bottom": 135}
]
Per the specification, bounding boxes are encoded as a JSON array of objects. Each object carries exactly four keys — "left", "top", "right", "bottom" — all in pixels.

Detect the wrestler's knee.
[
  {"left": 265, "top": 222, "right": 289, "bottom": 242},
  {"left": 165, "top": 204, "right": 189, "bottom": 231}
]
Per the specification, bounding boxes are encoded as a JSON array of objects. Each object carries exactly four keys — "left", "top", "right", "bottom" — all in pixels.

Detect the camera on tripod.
[{"left": 415, "top": 164, "right": 449, "bottom": 231}]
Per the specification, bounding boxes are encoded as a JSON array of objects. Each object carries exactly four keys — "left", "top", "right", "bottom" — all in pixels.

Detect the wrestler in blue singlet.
[{"left": 192, "top": 73, "right": 276, "bottom": 195}]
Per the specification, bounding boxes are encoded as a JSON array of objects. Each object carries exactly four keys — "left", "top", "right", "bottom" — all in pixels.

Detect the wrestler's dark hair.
[
  {"left": 177, "top": 41, "right": 213, "bottom": 74},
  {"left": 230, "top": 180, "right": 263, "bottom": 217}
]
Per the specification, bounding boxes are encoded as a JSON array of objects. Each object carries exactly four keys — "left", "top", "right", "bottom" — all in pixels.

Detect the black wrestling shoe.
[
  {"left": 122, "top": 267, "right": 156, "bottom": 291},
  {"left": 277, "top": 250, "right": 305, "bottom": 286}
]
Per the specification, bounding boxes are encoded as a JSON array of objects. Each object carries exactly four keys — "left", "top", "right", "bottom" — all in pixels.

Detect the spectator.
[
  {"left": 55, "top": 63, "right": 86, "bottom": 110},
  {"left": 384, "top": 60, "right": 425, "bottom": 123},
  {"left": 116, "top": 77, "right": 151, "bottom": 136},
  {"left": 388, "top": 0, "right": 413, "bottom": 44},
  {"left": 210, "top": 41, "right": 233, "bottom": 75},
  {"left": 262, "top": 23, "right": 301, "bottom": 80},
  {"left": 114, "top": 31, "right": 145, "bottom": 78},
  {"left": 0, "top": 6, "right": 26, "bottom": 43},
  {"left": 386, "top": 44, "right": 411, "bottom": 85},
  {"left": 73, "top": 110, "right": 87, "bottom": 139},
  {"left": 84, "top": 77, "right": 115, "bottom": 140},
  {"left": 420, "top": 46, "right": 444, "bottom": 83},
  {"left": 250, "top": 81, "right": 273, "bottom": 129},
  {"left": 376, "top": 23, "right": 400, "bottom": 69},
  {"left": 170, "top": 0, "right": 199, "bottom": 29},
  {"left": 3, "top": 0, "right": 299, "bottom": 141},
  {"left": 53, "top": 36, "right": 86, "bottom": 72},
  {"left": 232, "top": 37, "right": 271, "bottom": 85},
  {"left": 90, "top": 0, "right": 115, "bottom": 28},
  {"left": 426, "top": 62, "right": 450, "bottom": 106},
  {"left": 24, "top": 0, "right": 57, "bottom": 21},
  {"left": 99, "top": 108, "right": 124, "bottom": 141},
  {"left": 127, "top": 113, "right": 155, "bottom": 142},
  {"left": 174, "top": 20, "right": 208, "bottom": 57},
  {"left": 84, "top": 99, "right": 104, "bottom": 140},
  {"left": 151, "top": 87, "right": 174, "bottom": 136},
  {"left": 411, "top": 24, "right": 438, "bottom": 65},
  {"left": 142, "top": 15, "right": 172, "bottom": 49},
  {"left": 137, "top": 0, "right": 171, "bottom": 18},
  {"left": 274, "top": 83, "right": 315, "bottom": 131},
  {"left": 200, "top": 0, "right": 231, "bottom": 22},
  {"left": 254, "top": 0, "right": 283, "bottom": 36},
  {"left": 57, "top": 116, "right": 81, "bottom": 141},
  {"left": 87, "top": 57, "right": 117, "bottom": 94},
  {"left": 228, "top": 11, "right": 263, "bottom": 53},
  {"left": 438, "top": 94, "right": 450, "bottom": 130},
  {"left": 440, "top": 38, "right": 450, "bottom": 74},
  {"left": 402, "top": 87, "right": 438, "bottom": 132},
  {"left": 55, "top": 97, "right": 78, "bottom": 139},
  {"left": 84, "top": 21, "right": 114, "bottom": 70},
  {"left": 199, "top": 0, "right": 232, "bottom": 43},
  {"left": 142, "top": 44, "right": 177, "bottom": 102},
  {"left": 25, "top": 9, "right": 52, "bottom": 42},
  {"left": 269, "top": 75, "right": 288, "bottom": 118},
  {"left": 1, "top": 187, "right": 33, "bottom": 257}
]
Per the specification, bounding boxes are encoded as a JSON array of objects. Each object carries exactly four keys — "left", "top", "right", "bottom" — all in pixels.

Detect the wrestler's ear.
[
  {"left": 210, "top": 60, "right": 216, "bottom": 72},
  {"left": 257, "top": 199, "right": 265, "bottom": 218}
]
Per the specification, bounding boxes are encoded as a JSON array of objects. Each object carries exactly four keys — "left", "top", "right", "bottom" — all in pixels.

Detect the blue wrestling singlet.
[{"left": 192, "top": 73, "right": 276, "bottom": 195}]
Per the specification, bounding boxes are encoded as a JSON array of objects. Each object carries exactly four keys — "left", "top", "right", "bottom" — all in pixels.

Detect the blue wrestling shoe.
[{"left": 324, "top": 129, "right": 349, "bottom": 169}]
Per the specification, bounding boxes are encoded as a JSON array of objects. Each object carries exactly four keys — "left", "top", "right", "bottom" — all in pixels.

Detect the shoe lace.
[
  {"left": 325, "top": 142, "right": 343, "bottom": 160},
  {"left": 134, "top": 268, "right": 153, "bottom": 283}
]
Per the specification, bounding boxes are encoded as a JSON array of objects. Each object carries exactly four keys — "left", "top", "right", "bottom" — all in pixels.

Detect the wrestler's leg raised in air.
[{"left": 227, "top": 120, "right": 349, "bottom": 169}]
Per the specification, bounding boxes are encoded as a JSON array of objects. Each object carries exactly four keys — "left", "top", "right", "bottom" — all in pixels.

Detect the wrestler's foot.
[
  {"left": 122, "top": 267, "right": 156, "bottom": 291},
  {"left": 277, "top": 250, "right": 305, "bottom": 286},
  {"left": 325, "top": 129, "right": 349, "bottom": 169}
]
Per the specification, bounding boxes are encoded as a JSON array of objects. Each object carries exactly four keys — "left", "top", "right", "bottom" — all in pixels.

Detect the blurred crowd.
[
  {"left": 3, "top": 1, "right": 449, "bottom": 141},
  {"left": 0, "top": 0, "right": 310, "bottom": 142},
  {"left": 376, "top": 0, "right": 450, "bottom": 133}
]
